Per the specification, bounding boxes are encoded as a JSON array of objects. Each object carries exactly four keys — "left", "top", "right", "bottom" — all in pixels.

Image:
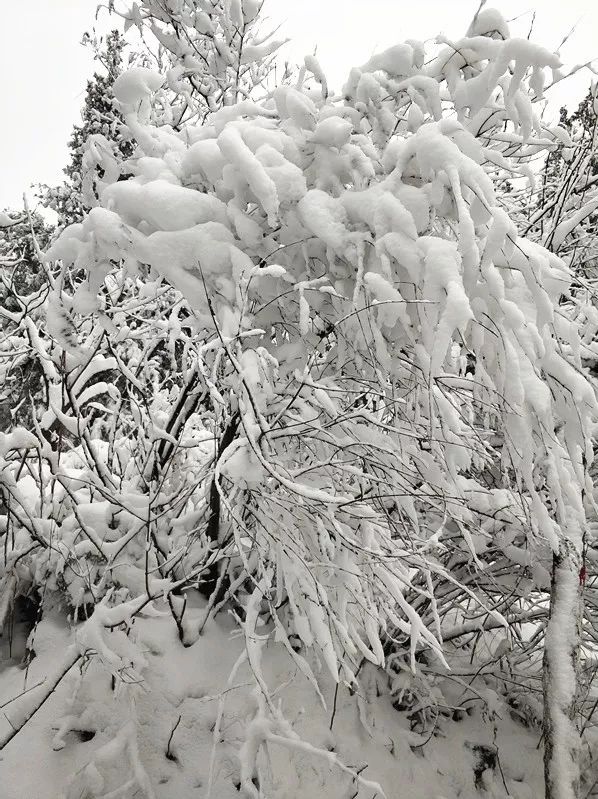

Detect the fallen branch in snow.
[
  {"left": 0, "top": 646, "right": 83, "bottom": 750},
  {"left": 265, "top": 731, "right": 386, "bottom": 798}
]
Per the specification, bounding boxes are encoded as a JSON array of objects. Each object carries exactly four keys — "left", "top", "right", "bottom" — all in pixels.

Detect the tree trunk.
[
  {"left": 543, "top": 542, "right": 583, "bottom": 799},
  {"left": 198, "top": 412, "right": 239, "bottom": 600}
]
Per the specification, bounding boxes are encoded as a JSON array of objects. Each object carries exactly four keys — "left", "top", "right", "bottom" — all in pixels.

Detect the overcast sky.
[{"left": 1, "top": 0, "right": 598, "bottom": 212}]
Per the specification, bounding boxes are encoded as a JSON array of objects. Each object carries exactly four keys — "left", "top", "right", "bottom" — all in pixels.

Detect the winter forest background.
[{"left": 4, "top": 2, "right": 598, "bottom": 797}]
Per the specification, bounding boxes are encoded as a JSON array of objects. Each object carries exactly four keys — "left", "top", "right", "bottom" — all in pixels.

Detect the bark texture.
[{"left": 543, "top": 545, "right": 583, "bottom": 799}]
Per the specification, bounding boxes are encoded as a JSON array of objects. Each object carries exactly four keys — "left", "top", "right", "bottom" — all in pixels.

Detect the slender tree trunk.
[
  {"left": 543, "top": 541, "right": 583, "bottom": 799},
  {"left": 199, "top": 412, "right": 240, "bottom": 600}
]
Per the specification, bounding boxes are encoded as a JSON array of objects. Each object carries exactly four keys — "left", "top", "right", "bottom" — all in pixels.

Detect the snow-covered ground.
[{"left": 0, "top": 600, "right": 543, "bottom": 799}]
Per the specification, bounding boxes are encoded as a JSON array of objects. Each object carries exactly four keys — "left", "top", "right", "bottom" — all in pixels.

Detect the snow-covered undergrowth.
[
  {"left": 0, "top": 601, "right": 546, "bottom": 799},
  {"left": 1, "top": 3, "right": 598, "bottom": 796}
]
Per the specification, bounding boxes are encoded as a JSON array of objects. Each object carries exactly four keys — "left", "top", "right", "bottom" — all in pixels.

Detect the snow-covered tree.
[
  {"left": 113, "top": 0, "right": 290, "bottom": 124},
  {"left": 0, "top": 210, "right": 53, "bottom": 431},
  {"left": 40, "top": 30, "right": 133, "bottom": 227},
  {"left": 1, "top": 6, "right": 597, "bottom": 799}
]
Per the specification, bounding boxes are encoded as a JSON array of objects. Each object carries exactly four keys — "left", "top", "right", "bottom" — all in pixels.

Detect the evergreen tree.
[
  {"left": 0, "top": 210, "right": 52, "bottom": 432},
  {"left": 39, "top": 30, "right": 133, "bottom": 227},
  {"left": 529, "top": 85, "right": 598, "bottom": 266}
]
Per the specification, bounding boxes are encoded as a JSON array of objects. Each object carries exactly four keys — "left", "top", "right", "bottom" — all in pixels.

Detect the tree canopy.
[{"left": 1, "top": 5, "right": 598, "bottom": 799}]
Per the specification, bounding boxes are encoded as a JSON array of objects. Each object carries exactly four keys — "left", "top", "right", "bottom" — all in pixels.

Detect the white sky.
[{"left": 1, "top": 0, "right": 598, "bottom": 212}]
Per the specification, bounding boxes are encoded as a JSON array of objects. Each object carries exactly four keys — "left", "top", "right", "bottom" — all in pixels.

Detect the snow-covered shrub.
[
  {"left": 113, "top": 0, "right": 290, "bottom": 123},
  {"left": 1, "top": 6, "right": 597, "bottom": 798}
]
